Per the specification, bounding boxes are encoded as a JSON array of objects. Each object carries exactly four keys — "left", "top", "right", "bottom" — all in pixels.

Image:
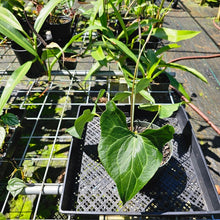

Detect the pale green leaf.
[
  {"left": 91, "top": 46, "right": 107, "bottom": 66},
  {"left": 0, "top": 126, "right": 6, "bottom": 150},
  {"left": 152, "top": 27, "right": 200, "bottom": 42},
  {"left": 0, "top": 20, "right": 37, "bottom": 57},
  {"left": 0, "top": 6, "right": 23, "bottom": 31},
  {"left": 165, "top": 62, "right": 208, "bottom": 83},
  {"left": 112, "top": 91, "right": 132, "bottom": 101},
  {"left": 139, "top": 103, "right": 182, "bottom": 118},
  {"left": 34, "top": 0, "right": 63, "bottom": 33},
  {"left": 7, "top": 177, "right": 26, "bottom": 198},
  {"left": 0, "top": 61, "right": 32, "bottom": 115},
  {"left": 139, "top": 90, "right": 155, "bottom": 103}
]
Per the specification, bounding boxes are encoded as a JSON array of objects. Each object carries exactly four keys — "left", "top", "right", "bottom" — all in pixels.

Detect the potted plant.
[
  {"left": 0, "top": 0, "right": 65, "bottom": 153},
  {"left": 47, "top": 0, "right": 79, "bottom": 47},
  {"left": 59, "top": 0, "right": 208, "bottom": 204},
  {"left": 65, "top": 32, "right": 207, "bottom": 207}
]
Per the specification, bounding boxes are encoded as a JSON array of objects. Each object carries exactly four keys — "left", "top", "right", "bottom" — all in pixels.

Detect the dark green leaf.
[
  {"left": 1, "top": 113, "right": 19, "bottom": 126},
  {"left": 135, "top": 78, "right": 151, "bottom": 94},
  {"left": 98, "top": 101, "right": 172, "bottom": 203},
  {"left": 166, "top": 74, "right": 191, "bottom": 101},
  {"left": 67, "top": 109, "right": 95, "bottom": 139},
  {"left": 7, "top": 177, "right": 26, "bottom": 198},
  {"left": 140, "top": 124, "right": 175, "bottom": 152}
]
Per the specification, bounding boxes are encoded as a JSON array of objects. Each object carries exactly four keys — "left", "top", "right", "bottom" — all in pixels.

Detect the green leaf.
[
  {"left": 135, "top": 78, "right": 151, "bottom": 94},
  {"left": 34, "top": 0, "right": 63, "bottom": 33},
  {"left": 7, "top": 177, "right": 26, "bottom": 198},
  {"left": 0, "top": 126, "right": 6, "bottom": 150},
  {"left": 67, "top": 109, "right": 95, "bottom": 139},
  {"left": 0, "top": 6, "right": 23, "bottom": 31},
  {"left": 159, "top": 103, "right": 182, "bottom": 118},
  {"left": 164, "top": 62, "right": 208, "bottom": 83},
  {"left": 139, "top": 90, "right": 155, "bottom": 103},
  {"left": 107, "top": 38, "right": 145, "bottom": 75},
  {"left": 112, "top": 91, "right": 132, "bottom": 101},
  {"left": 139, "top": 103, "right": 182, "bottom": 118},
  {"left": 0, "top": 61, "right": 32, "bottom": 115},
  {"left": 91, "top": 46, "right": 107, "bottom": 66},
  {"left": 98, "top": 101, "right": 174, "bottom": 203},
  {"left": 166, "top": 74, "right": 191, "bottom": 101},
  {"left": 1, "top": 113, "right": 19, "bottom": 126},
  {"left": 84, "top": 55, "right": 113, "bottom": 82},
  {"left": 0, "top": 212, "right": 6, "bottom": 220},
  {"left": 140, "top": 124, "right": 175, "bottom": 152},
  {"left": 152, "top": 27, "right": 200, "bottom": 42},
  {"left": 155, "top": 43, "right": 181, "bottom": 56},
  {"left": 0, "top": 18, "right": 37, "bottom": 57},
  {"left": 110, "top": 1, "right": 128, "bottom": 43}
]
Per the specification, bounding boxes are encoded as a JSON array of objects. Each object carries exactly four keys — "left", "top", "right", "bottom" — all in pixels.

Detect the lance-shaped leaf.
[
  {"left": 0, "top": 61, "right": 32, "bottom": 115},
  {"left": 0, "top": 18, "right": 37, "bottom": 57},
  {"left": 34, "top": 0, "right": 62, "bottom": 33},
  {"left": 163, "top": 62, "right": 208, "bottom": 83},
  {"left": 152, "top": 27, "right": 200, "bottom": 42},
  {"left": 0, "top": 126, "right": 6, "bottom": 150},
  {"left": 107, "top": 38, "right": 145, "bottom": 75},
  {"left": 0, "top": 6, "right": 23, "bottom": 31},
  {"left": 139, "top": 90, "right": 155, "bottom": 103},
  {"left": 112, "top": 91, "right": 132, "bottom": 102},
  {"left": 98, "top": 101, "right": 174, "bottom": 203},
  {"left": 91, "top": 46, "right": 107, "bottom": 66}
]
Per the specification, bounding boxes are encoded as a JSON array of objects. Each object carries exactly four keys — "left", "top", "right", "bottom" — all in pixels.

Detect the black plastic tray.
[{"left": 60, "top": 105, "right": 220, "bottom": 217}]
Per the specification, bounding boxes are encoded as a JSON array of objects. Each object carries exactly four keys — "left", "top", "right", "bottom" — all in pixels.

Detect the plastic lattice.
[{"left": 68, "top": 115, "right": 207, "bottom": 214}]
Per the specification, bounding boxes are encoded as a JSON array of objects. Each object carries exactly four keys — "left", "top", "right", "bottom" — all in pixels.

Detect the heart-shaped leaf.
[
  {"left": 7, "top": 177, "right": 26, "bottom": 198},
  {"left": 98, "top": 101, "right": 174, "bottom": 203},
  {"left": 1, "top": 113, "right": 19, "bottom": 126}
]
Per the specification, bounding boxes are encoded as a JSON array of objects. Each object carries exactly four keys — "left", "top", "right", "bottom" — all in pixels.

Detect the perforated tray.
[{"left": 60, "top": 105, "right": 220, "bottom": 217}]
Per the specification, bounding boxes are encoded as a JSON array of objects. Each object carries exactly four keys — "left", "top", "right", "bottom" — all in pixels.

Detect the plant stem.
[
  {"left": 146, "top": 107, "right": 160, "bottom": 130},
  {"left": 130, "top": 26, "right": 154, "bottom": 132}
]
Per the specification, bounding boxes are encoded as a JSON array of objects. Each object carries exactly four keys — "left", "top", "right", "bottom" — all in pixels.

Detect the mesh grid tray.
[{"left": 60, "top": 105, "right": 220, "bottom": 217}]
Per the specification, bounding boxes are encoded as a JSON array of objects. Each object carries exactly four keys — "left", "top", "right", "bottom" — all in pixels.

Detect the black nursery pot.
[
  {"left": 11, "top": 41, "right": 46, "bottom": 79},
  {"left": 49, "top": 16, "right": 73, "bottom": 47},
  {"left": 59, "top": 53, "right": 77, "bottom": 70}
]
